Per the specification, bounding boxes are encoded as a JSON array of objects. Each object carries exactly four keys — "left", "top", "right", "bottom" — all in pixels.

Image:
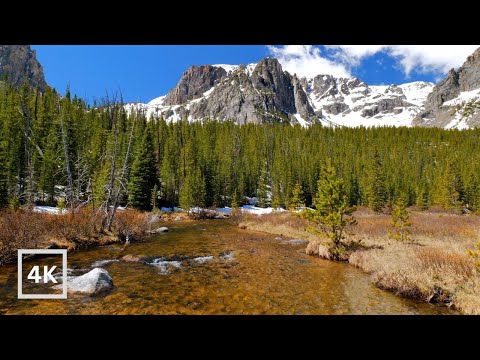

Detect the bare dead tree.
[
  {"left": 15, "top": 116, "right": 44, "bottom": 157},
  {"left": 107, "top": 106, "right": 136, "bottom": 232},
  {"left": 100, "top": 96, "right": 119, "bottom": 233},
  {"left": 18, "top": 88, "right": 35, "bottom": 206},
  {"left": 58, "top": 100, "right": 75, "bottom": 215},
  {"left": 74, "top": 155, "right": 91, "bottom": 204}
]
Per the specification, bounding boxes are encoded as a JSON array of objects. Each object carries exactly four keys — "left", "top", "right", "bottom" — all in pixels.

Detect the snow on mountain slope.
[
  {"left": 442, "top": 88, "right": 480, "bottom": 129},
  {"left": 311, "top": 79, "right": 433, "bottom": 128}
]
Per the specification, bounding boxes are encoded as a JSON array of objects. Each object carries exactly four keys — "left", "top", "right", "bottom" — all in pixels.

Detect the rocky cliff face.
[
  {"left": 414, "top": 47, "right": 480, "bottom": 129},
  {"left": 129, "top": 57, "right": 434, "bottom": 128},
  {"left": 163, "top": 65, "right": 227, "bottom": 105},
  {"left": 0, "top": 45, "right": 46, "bottom": 90},
  {"left": 184, "top": 59, "right": 318, "bottom": 124}
]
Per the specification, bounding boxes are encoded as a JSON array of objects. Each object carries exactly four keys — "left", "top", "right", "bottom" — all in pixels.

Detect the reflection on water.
[{"left": 0, "top": 220, "right": 452, "bottom": 314}]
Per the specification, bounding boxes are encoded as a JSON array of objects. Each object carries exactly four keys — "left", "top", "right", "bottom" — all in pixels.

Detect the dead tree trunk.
[
  {"left": 107, "top": 109, "right": 136, "bottom": 232},
  {"left": 59, "top": 101, "right": 74, "bottom": 216},
  {"left": 100, "top": 103, "right": 119, "bottom": 233}
]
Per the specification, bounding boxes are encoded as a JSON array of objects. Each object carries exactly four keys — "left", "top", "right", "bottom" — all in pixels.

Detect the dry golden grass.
[
  {"left": 238, "top": 212, "right": 320, "bottom": 243},
  {"left": 237, "top": 207, "right": 480, "bottom": 314}
]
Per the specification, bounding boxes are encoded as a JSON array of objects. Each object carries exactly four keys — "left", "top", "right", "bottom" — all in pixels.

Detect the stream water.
[{"left": 0, "top": 220, "right": 451, "bottom": 314}]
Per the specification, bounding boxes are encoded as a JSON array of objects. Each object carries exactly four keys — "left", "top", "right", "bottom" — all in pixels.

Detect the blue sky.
[{"left": 32, "top": 45, "right": 479, "bottom": 104}]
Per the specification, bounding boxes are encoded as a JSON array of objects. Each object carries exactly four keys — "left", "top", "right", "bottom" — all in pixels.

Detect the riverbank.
[
  {"left": 238, "top": 208, "right": 480, "bottom": 314},
  {"left": 0, "top": 208, "right": 152, "bottom": 265}
]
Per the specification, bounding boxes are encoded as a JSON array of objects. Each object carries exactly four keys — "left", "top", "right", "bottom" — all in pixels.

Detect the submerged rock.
[
  {"left": 121, "top": 254, "right": 144, "bottom": 263},
  {"left": 65, "top": 268, "right": 113, "bottom": 296},
  {"left": 149, "top": 226, "right": 169, "bottom": 233},
  {"left": 91, "top": 259, "right": 119, "bottom": 267},
  {"left": 220, "top": 250, "right": 235, "bottom": 261},
  {"left": 283, "top": 239, "right": 309, "bottom": 245}
]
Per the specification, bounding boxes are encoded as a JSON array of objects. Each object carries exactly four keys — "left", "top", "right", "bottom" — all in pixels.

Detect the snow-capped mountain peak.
[{"left": 126, "top": 49, "right": 480, "bottom": 129}]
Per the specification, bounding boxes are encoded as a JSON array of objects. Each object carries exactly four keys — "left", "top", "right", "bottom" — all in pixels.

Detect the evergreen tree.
[
  {"left": 289, "top": 182, "right": 304, "bottom": 211},
  {"left": 257, "top": 162, "right": 268, "bottom": 208},
  {"left": 179, "top": 167, "right": 206, "bottom": 213},
  {"left": 366, "top": 148, "right": 386, "bottom": 213},
  {"left": 389, "top": 195, "right": 412, "bottom": 242},
  {"left": 128, "top": 128, "right": 157, "bottom": 210},
  {"left": 347, "top": 172, "right": 361, "bottom": 207},
  {"left": 436, "top": 160, "right": 464, "bottom": 210},
  {"left": 312, "top": 162, "right": 356, "bottom": 257},
  {"left": 415, "top": 183, "right": 430, "bottom": 211},
  {"left": 160, "top": 128, "right": 180, "bottom": 206},
  {"left": 231, "top": 190, "right": 239, "bottom": 209},
  {"left": 464, "top": 173, "right": 478, "bottom": 211},
  {"left": 271, "top": 191, "right": 282, "bottom": 210}
]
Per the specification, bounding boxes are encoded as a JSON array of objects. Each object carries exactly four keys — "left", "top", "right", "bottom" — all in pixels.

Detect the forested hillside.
[{"left": 1, "top": 80, "right": 479, "bottom": 213}]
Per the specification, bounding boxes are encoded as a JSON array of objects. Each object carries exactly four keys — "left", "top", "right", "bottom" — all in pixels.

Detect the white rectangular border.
[{"left": 18, "top": 249, "right": 67, "bottom": 299}]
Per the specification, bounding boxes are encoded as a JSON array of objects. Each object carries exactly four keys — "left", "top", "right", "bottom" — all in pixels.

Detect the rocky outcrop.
[
  {"left": 292, "top": 74, "right": 316, "bottom": 121},
  {"left": 251, "top": 58, "right": 296, "bottom": 115},
  {"left": 324, "top": 102, "right": 349, "bottom": 115},
  {"left": 0, "top": 45, "right": 46, "bottom": 90},
  {"left": 459, "top": 48, "right": 480, "bottom": 92},
  {"left": 163, "top": 65, "right": 227, "bottom": 105},
  {"left": 187, "top": 58, "right": 317, "bottom": 124},
  {"left": 414, "top": 47, "right": 480, "bottom": 128},
  {"left": 65, "top": 268, "right": 113, "bottom": 296},
  {"left": 361, "top": 98, "right": 412, "bottom": 118}
]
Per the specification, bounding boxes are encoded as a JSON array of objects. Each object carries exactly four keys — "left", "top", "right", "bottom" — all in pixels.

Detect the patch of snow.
[
  {"left": 293, "top": 113, "right": 308, "bottom": 127},
  {"left": 240, "top": 205, "right": 273, "bottom": 215},
  {"left": 216, "top": 207, "right": 232, "bottom": 214},
  {"left": 443, "top": 88, "right": 480, "bottom": 107},
  {"left": 213, "top": 64, "right": 238, "bottom": 74},
  {"left": 399, "top": 82, "right": 434, "bottom": 107},
  {"left": 202, "top": 87, "right": 215, "bottom": 97},
  {"left": 147, "top": 95, "right": 166, "bottom": 106},
  {"left": 245, "top": 63, "right": 257, "bottom": 75},
  {"left": 33, "top": 206, "right": 66, "bottom": 215}
]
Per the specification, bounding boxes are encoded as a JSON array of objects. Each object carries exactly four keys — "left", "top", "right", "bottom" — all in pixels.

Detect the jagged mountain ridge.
[
  {"left": 127, "top": 57, "right": 434, "bottom": 128},
  {"left": 0, "top": 45, "right": 46, "bottom": 90}
]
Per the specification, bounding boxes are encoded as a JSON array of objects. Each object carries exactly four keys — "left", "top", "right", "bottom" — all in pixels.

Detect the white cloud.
[
  {"left": 268, "top": 45, "right": 480, "bottom": 80},
  {"left": 326, "top": 45, "right": 480, "bottom": 76},
  {"left": 267, "top": 45, "right": 351, "bottom": 79}
]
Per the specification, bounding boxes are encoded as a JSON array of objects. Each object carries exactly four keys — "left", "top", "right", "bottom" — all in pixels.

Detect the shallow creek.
[{"left": 0, "top": 220, "right": 452, "bottom": 314}]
